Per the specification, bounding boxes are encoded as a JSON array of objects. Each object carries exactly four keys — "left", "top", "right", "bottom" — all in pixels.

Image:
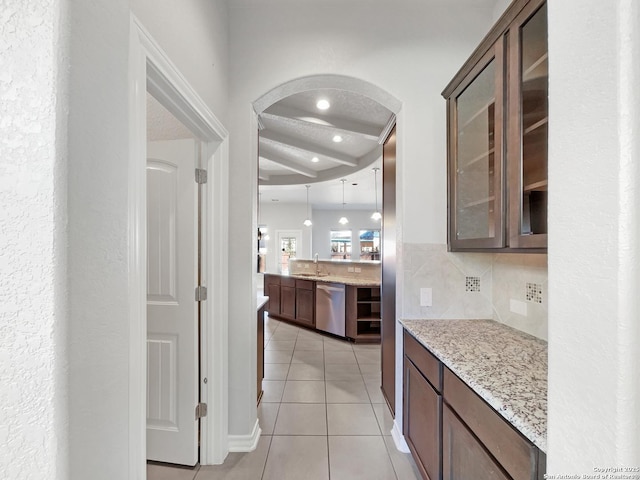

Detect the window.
[
  {"left": 359, "top": 230, "right": 380, "bottom": 260},
  {"left": 330, "top": 230, "right": 352, "bottom": 260}
]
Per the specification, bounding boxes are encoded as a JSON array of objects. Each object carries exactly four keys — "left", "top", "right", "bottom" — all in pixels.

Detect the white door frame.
[
  {"left": 275, "top": 229, "right": 303, "bottom": 273},
  {"left": 129, "top": 16, "right": 229, "bottom": 478}
]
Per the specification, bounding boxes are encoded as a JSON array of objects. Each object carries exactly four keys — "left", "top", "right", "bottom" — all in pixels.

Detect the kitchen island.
[
  {"left": 263, "top": 269, "right": 381, "bottom": 343},
  {"left": 401, "top": 318, "right": 547, "bottom": 480}
]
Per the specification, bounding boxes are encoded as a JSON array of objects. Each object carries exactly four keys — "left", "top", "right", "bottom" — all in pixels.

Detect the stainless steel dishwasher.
[{"left": 315, "top": 283, "right": 346, "bottom": 337}]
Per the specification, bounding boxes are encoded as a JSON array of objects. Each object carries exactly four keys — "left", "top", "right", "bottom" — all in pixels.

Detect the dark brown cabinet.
[
  {"left": 443, "top": 0, "right": 548, "bottom": 252},
  {"left": 404, "top": 331, "right": 442, "bottom": 480},
  {"left": 403, "top": 329, "right": 546, "bottom": 480},
  {"left": 295, "top": 280, "right": 315, "bottom": 327},
  {"left": 442, "top": 405, "right": 509, "bottom": 480},
  {"left": 264, "top": 274, "right": 281, "bottom": 316},
  {"left": 257, "top": 303, "right": 265, "bottom": 403},
  {"left": 346, "top": 285, "right": 381, "bottom": 343},
  {"left": 280, "top": 277, "right": 296, "bottom": 321},
  {"left": 263, "top": 275, "right": 315, "bottom": 328}
]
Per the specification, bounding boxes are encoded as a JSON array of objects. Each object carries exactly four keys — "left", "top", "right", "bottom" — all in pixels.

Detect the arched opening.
[{"left": 252, "top": 74, "right": 405, "bottom": 448}]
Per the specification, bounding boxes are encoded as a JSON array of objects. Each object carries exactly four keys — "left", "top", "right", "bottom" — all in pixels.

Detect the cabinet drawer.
[
  {"left": 444, "top": 368, "right": 538, "bottom": 480},
  {"left": 404, "top": 331, "right": 442, "bottom": 392},
  {"left": 296, "top": 279, "right": 314, "bottom": 290},
  {"left": 281, "top": 277, "right": 296, "bottom": 287},
  {"left": 265, "top": 274, "right": 280, "bottom": 286}
]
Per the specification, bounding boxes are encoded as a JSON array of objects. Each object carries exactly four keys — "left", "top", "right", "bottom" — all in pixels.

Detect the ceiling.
[
  {"left": 258, "top": 88, "right": 394, "bottom": 209},
  {"left": 146, "top": 88, "right": 393, "bottom": 210}
]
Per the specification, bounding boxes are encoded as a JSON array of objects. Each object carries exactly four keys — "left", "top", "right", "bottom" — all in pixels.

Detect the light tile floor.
[{"left": 148, "top": 315, "right": 421, "bottom": 480}]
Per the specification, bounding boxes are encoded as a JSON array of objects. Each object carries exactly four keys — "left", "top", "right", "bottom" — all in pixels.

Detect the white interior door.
[{"left": 146, "top": 139, "right": 199, "bottom": 466}]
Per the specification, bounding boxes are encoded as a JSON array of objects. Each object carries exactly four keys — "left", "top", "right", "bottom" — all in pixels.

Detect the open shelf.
[{"left": 347, "top": 285, "right": 381, "bottom": 343}]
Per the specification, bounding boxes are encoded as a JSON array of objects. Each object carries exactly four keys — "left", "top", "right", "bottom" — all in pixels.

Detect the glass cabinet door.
[
  {"left": 509, "top": 0, "right": 548, "bottom": 248},
  {"left": 448, "top": 38, "right": 505, "bottom": 249}
]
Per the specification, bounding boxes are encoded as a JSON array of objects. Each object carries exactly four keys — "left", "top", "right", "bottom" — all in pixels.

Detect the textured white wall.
[
  {"left": 0, "top": 0, "right": 69, "bottom": 478},
  {"left": 227, "top": 1, "right": 495, "bottom": 437},
  {"left": 67, "top": 1, "right": 131, "bottom": 477},
  {"left": 547, "top": 0, "right": 640, "bottom": 471}
]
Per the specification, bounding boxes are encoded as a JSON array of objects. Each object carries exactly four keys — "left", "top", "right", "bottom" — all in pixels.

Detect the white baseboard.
[
  {"left": 391, "top": 420, "right": 410, "bottom": 453},
  {"left": 228, "top": 419, "right": 261, "bottom": 452}
]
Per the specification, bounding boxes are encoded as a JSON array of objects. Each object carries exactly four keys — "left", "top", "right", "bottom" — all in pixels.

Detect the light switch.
[
  {"left": 420, "top": 288, "right": 433, "bottom": 307},
  {"left": 347, "top": 267, "right": 354, "bottom": 273},
  {"left": 354, "top": 267, "right": 361, "bottom": 273}
]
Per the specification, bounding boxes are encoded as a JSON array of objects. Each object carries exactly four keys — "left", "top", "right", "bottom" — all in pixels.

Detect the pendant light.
[
  {"left": 371, "top": 167, "right": 382, "bottom": 221},
  {"left": 338, "top": 179, "right": 349, "bottom": 225},
  {"left": 303, "top": 185, "right": 313, "bottom": 227}
]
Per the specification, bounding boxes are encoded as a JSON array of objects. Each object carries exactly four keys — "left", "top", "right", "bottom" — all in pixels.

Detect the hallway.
[{"left": 148, "top": 315, "right": 420, "bottom": 480}]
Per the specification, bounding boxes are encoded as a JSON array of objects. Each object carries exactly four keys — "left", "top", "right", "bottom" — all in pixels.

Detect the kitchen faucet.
[{"left": 314, "top": 253, "right": 320, "bottom": 276}]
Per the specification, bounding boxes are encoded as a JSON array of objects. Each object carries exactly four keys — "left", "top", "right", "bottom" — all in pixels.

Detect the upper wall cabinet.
[{"left": 443, "top": 0, "right": 548, "bottom": 252}]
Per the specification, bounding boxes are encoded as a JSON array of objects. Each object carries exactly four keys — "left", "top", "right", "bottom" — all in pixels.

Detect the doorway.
[
  {"left": 130, "top": 17, "right": 230, "bottom": 478},
  {"left": 145, "top": 99, "right": 201, "bottom": 466},
  {"left": 253, "top": 74, "right": 402, "bottom": 442}
]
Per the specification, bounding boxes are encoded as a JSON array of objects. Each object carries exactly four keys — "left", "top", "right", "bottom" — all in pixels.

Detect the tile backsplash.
[{"left": 402, "top": 243, "right": 548, "bottom": 340}]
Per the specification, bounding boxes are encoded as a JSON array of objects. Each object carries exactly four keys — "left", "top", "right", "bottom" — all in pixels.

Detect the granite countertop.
[
  {"left": 284, "top": 273, "right": 380, "bottom": 287},
  {"left": 257, "top": 294, "right": 269, "bottom": 310},
  {"left": 401, "top": 319, "right": 547, "bottom": 453}
]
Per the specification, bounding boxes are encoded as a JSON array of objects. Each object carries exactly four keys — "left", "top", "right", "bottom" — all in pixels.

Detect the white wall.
[
  {"left": 311, "top": 209, "right": 382, "bottom": 261},
  {"left": 131, "top": 0, "right": 229, "bottom": 124},
  {"left": 0, "top": 1, "right": 69, "bottom": 478},
  {"left": 547, "top": 0, "right": 640, "bottom": 471},
  {"left": 65, "top": 0, "right": 229, "bottom": 477},
  {"left": 227, "top": 1, "right": 495, "bottom": 438}
]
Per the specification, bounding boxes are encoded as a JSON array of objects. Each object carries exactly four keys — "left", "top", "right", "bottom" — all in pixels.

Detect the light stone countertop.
[
  {"left": 257, "top": 295, "right": 269, "bottom": 311},
  {"left": 284, "top": 273, "right": 380, "bottom": 287},
  {"left": 401, "top": 319, "right": 547, "bottom": 453}
]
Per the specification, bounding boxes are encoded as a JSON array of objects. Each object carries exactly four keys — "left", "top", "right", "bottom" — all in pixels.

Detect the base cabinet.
[
  {"left": 443, "top": 405, "right": 509, "bottom": 480},
  {"left": 295, "top": 283, "right": 315, "bottom": 327},
  {"left": 263, "top": 275, "right": 315, "bottom": 328},
  {"left": 280, "top": 282, "right": 296, "bottom": 320},
  {"left": 403, "top": 329, "right": 545, "bottom": 480},
  {"left": 404, "top": 358, "right": 442, "bottom": 480},
  {"left": 257, "top": 305, "right": 265, "bottom": 403},
  {"left": 264, "top": 275, "right": 281, "bottom": 316},
  {"left": 346, "top": 285, "right": 381, "bottom": 343}
]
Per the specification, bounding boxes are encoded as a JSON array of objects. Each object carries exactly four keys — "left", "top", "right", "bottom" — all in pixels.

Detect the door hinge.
[
  {"left": 195, "top": 168, "right": 208, "bottom": 184},
  {"left": 195, "top": 402, "right": 208, "bottom": 420},
  {"left": 195, "top": 286, "right": 208, "bottom": 301}
]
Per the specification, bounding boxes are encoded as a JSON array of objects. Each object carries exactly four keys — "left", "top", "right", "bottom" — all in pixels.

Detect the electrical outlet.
[
  {"left": 510, "top": 299, "right": 528, "bottom": 316},
  {"left": 420, "top": 288, "right": 433, "bottom": 307},
  {"left": 347, "top": 267, "right": 354, "bottom": 273},
  {"left": 354, "top": 267, "right": 361, "bottom": 273},
  {"left": 304, "top": 264, "right": 309, "bottom": 269}
]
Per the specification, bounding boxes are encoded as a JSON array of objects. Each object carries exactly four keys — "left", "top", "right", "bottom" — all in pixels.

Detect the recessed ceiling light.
[
  {"left": 311, "top": 156, "right": 319, "bottom": 163},
  {"left": 332, "top": 135, "right": 343, "bottom": 143},
  {"left": 316, "top": 99, "right": 330, "bottom": 110}
]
